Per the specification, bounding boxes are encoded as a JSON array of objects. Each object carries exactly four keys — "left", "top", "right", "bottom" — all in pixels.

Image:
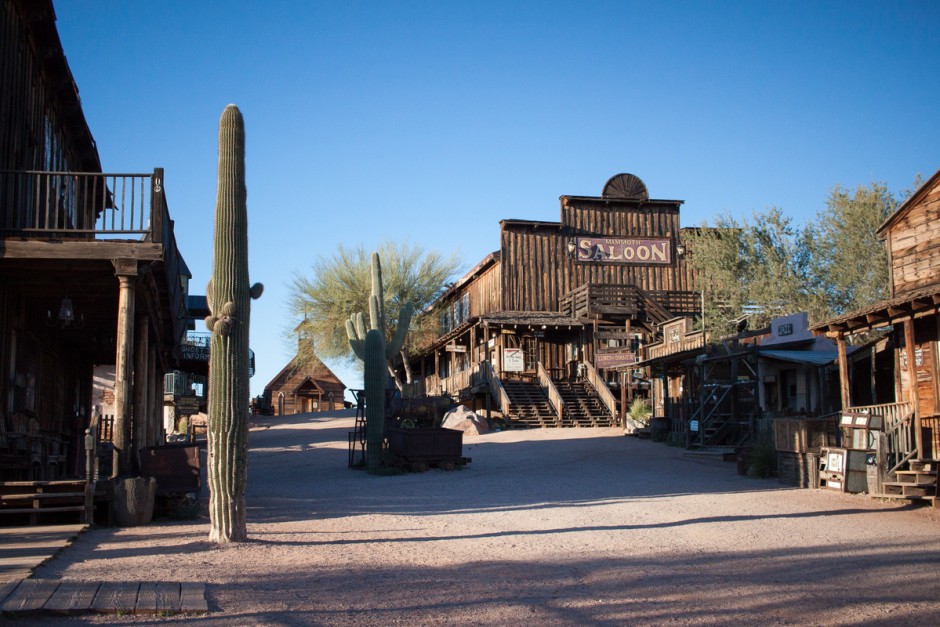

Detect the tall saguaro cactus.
[
  {"left": 347, "top": 253, "right": 413, "bottom": 473},
  {"left": 206, "top": 104, "right": 263, "bottom": 543}
]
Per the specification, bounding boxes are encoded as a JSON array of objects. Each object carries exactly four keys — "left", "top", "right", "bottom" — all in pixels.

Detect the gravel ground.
[{"left": 25, "top": 409, "right": 940, "bottom": 626}]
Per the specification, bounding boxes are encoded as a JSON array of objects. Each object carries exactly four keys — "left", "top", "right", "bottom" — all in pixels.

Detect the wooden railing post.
[{"left": 150, "top": 168, "right": 165, "bottom": 243}]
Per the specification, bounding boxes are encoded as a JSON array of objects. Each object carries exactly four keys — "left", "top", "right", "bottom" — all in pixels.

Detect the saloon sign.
[{"left": 574, "top": 237, "right": 671, "bottom": 264}]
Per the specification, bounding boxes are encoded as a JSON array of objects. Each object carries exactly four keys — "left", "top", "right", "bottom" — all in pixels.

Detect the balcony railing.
[
  {"left": 0, "top": 170, "right": 163, "bottom": 237},
  {"left": 559, "top": 283, "right": 699, "bottom": 323}
]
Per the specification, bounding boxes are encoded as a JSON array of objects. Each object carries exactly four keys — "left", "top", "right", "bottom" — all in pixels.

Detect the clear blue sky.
[{"left": 52, "top": 0, "right": 940, "bottom": 399}]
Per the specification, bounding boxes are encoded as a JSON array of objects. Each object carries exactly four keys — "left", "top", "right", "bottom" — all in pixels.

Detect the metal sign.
[
  {"left": 445, "top": 344, "right": 467, "bottom": 353},
  {"left": 503, "top": 348, "right": 524, "bottom": 372}
]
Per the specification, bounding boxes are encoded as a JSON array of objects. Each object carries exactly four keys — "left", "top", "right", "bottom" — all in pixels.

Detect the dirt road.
[{"left": 30, "top": 410, "right": 940, "bottom": 625}]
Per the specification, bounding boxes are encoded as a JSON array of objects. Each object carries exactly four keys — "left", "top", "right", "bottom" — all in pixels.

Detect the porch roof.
[
  {"left": 809, "top": 284, "right": 940, "bottom": 336},
  {"left": 758, "top": 350, "right": 838, "bottom": 366}
]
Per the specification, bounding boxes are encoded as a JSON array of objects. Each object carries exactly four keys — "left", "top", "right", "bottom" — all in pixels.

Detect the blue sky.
[{"left": 52, "top": 0, "right": 940, "bottom": 399}]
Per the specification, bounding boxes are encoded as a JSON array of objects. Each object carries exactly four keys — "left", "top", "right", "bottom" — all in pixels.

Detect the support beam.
[
  {"left": 112, "top": 259, "right": 138, "bottom": 478},
  {"left": 836, "top": 333, "right": 850, "bottom": 410},
  {"left": 133, "top": 316, "right": 150, "bottom": 472},
  {"left": 903, "top": 319, "right": 924, "bottom": 459}
]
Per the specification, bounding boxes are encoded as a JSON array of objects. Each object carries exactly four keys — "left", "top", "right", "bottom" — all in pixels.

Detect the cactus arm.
[
  {"left": 346, "top": 319, "right": 365, "bottom": 360},
  {"left": 386, "top": 302, "right": 414, "bottom": 358},
  {"left": 371, "top": 252, "right": 386, "bottom": 331}
]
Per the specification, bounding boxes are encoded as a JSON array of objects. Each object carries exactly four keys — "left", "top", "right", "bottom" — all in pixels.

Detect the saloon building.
[
  {"left": 405, "top": 174, "right": 699, "bottom": 428},
  {"left": 0, "top": 0, "right": 189, "bottom": 485}
]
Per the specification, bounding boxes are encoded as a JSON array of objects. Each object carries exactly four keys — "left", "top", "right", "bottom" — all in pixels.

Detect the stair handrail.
[
  {"left": 481, "top": 360, "right": 512, "bottom": 417},
  {"left": 582, "top": 360, "right": 619, "bottom": 423},
  {"left": 537, "top": 362, "right": 565, "bottom": 424}
]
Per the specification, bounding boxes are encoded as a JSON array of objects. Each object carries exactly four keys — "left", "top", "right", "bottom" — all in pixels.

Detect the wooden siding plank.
[
  {"left": 43, "top": 580, "right": 100, "bottom": 613},
  {"left": 155, "top": 581, "right": 182, "bottom": 613},
  {"left": 90, "top": 581, "right": 139, "bottom": 613},
  {"left": 1, "top": 579, "right": 59, "bottom": 613},
  {"left": 179, "top": 582, "right": 208, "bottom": 613}
]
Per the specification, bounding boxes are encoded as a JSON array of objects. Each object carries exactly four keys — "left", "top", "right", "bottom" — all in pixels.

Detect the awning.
[{"left": 758, "top": 350, "right": 838, "bottom": 366}]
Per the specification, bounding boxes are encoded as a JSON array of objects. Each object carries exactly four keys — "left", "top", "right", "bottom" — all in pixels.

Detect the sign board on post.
[
  {"left": 503, "top": 348, "right": 524, "bottom": 372},
  {"left": 595, "top": 351, "right": 637, "bottom": 369}
]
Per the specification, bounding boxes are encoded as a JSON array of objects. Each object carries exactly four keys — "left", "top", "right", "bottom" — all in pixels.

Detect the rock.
[{"left": 441, "top": 405, "right": 490, "bottom": 436}]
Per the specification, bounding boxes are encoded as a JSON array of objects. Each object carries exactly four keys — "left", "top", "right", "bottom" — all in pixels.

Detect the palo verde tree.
[
  {"left": 804, "top": 182, "right": 898, "bottom": 316},
  {"left": 684, "top": 180, "right": 910, "bottom": 341},
  {"left": 289, "top": 241, "right": 460, "bottom": 387},
  {"left": 205, "top": 105, "right": 263, "bottom": 543}
]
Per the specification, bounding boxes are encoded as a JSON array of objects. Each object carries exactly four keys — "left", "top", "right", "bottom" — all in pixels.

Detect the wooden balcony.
[
  {"left": 559, "top": 283, "right": 699, "bottom": 325},
  {"left": 0, "top": 168, "right": 189, "bottom": 360}
]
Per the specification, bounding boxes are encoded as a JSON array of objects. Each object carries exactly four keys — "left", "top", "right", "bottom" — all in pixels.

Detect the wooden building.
[
  {"left": 263, "top": 353, "right": 346, "bottom": 416},
  {"left": 0, "top": 0, "right": 189, "bottom": 481},
  {"left": 812, "top": 167, "right": 940, "bottom": 502},
  {"left": 406, "top": 174, "right": 699, "bottom": 427}
]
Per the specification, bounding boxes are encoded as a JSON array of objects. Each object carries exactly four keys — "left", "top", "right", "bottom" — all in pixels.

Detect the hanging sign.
[
  {"left": 574, "top": 237, "right": 671, "bottom": 265},
  {"left": 595, "top": 351, "right": 637, "bottom": 369},
  {"left": 503, "top": 348, "right": 525, "bottom": 372},
  {"left": 445, "top": 344, "right": 467, "bottom": 353}
]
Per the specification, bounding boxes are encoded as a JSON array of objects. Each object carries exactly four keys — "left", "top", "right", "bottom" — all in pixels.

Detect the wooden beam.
[
  {"left": 903, "top": 319, "right": 924, "bottom": 459},
  {"left": 0, "top": 240, "right": 163, "bottom": 261},
  {"left": 836, "top": 333, "right": 850, "bottom": 410}
]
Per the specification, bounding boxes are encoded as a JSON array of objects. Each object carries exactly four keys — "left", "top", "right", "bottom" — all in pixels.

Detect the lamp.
[
  {"left": 676, "top": 243, "right": 686, "bottom": 256},
  {"left": 47, "top": 297, "right": 85, "bottom": 328},
  {"left": 566, "top": 238, "right": 577, "bottom": 257}
]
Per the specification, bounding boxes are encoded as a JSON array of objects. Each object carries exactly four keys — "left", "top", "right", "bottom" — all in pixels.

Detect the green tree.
[
  {"left": 684, "top": 208, "right": 823, "bottom": 340},
  {"left": 290, "top": 240, "right": 461, "bottom": 386},
  {"left": 805, "top": 182, "right": 897, "bottom": 316}
]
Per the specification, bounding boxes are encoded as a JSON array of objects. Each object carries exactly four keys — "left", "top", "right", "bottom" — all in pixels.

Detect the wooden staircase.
[
  {"left": 501, "top": 378, "right": 558, "bottom": 428},
  {"left": 877, "top": 459, "right": 938, "bottom": 505},
  {"left": 556, "top": 381, "right": 614, "bottom": 427}
]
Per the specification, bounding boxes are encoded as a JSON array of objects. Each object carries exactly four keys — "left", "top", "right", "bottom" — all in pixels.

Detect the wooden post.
[
  {"left": 149, "top": 348, "right": 161, "bottom": 446},
  {"left": 133, "top": 316, "right": 150, "bottom": 471},
  {"left": 836, "top": 333, "right": 851, "bottom": 411},
  {"left": 903, "top": 319, "right": 924, "bottom": 459},
  {"left": 150, "top": 168, "right": 165, "bottom": 244},
  {"left": 112, "top": 259, "right": 137, "bottom": 478}
]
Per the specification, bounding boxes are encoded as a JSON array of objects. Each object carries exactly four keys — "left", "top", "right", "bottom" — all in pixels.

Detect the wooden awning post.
[
  {"left": 112, "top": 259, "right": 138, "bottom": 478},
  {"left": 836, "top": 333, "right": 850, "bottom": 411},
  {"left": 133, "top": 316, "right": 150, "bottom": 472},
  {"left": 903, "top": 318, "right": 924, "bottom": 459}
]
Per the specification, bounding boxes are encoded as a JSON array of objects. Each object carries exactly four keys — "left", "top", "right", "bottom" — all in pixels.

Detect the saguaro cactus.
[
  {"left": 347, "top": 253, "right": 413, "bottom": 473},
  {"left": 206, "top": 104, "right": 263, "bottom": 543}
]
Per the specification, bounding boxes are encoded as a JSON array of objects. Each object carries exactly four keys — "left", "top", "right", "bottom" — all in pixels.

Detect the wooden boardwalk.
[
  {"left": 0, "top": 524, "right": 207, "bottom": 616},
  {"left": 0, "top": 579, "right": 208, "bottom": 615}
]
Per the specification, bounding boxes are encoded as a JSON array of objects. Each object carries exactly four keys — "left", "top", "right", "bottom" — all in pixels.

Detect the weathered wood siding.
[
  {"left": 887, "top": 176, "right": 940, "bottom": 298},
  {"left": 500, "top": 198, "right": 692, "bottom": 311},
  {"left": 467, "top": 261, "right": 501, "bottom": 318},
  {"left": 0, "top": 0, "right": 98, "bottom": 173}
]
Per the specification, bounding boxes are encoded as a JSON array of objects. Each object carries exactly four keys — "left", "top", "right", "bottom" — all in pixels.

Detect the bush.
[{"left": 628, "top": 398, "right": 653, "bottom": 426}]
